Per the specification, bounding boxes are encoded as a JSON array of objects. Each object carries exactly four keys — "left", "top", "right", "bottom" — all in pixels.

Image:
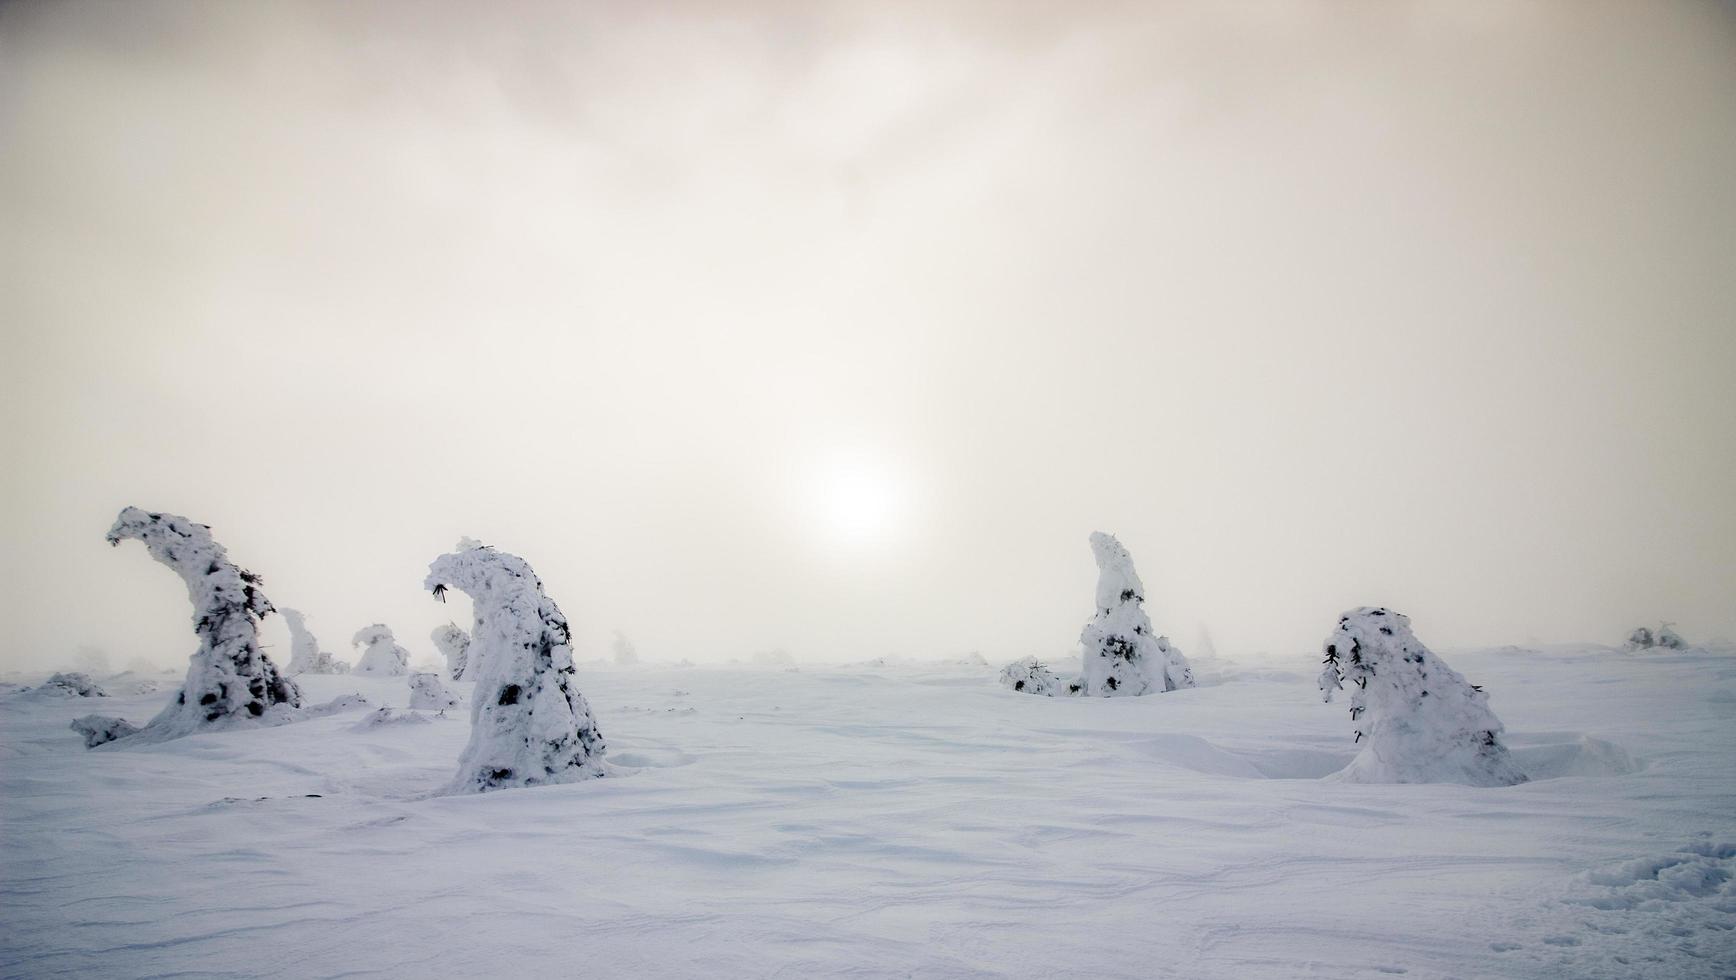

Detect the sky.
[{"left": 2, "top": 0, "right": 1733, "bottom": 673}]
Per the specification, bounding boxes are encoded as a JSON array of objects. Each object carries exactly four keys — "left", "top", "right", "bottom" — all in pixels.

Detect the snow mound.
[
  {"left": 1507, "top": 734, "right": 1640, "bottom": 779},
  {"left": 98, "top": 507, "right": 301, "bottom": 748},
  {"left": 426, "top": 540, "right": 605, "bottom": 793},
  {"left": 1576, "top": 840, "right": 1736, "bottom": 911},
  {"left": 997, "top": 657, "right": 1073, "bottom": 696},
  {"left": 1319, "top": 607, "right": 1527, "bottom": 786},
  {"left": 408, "top": 673, "right": 461, "bottom": 711},
  {"left": 351, "top": 624, "right": 410, "bottom": 677},
  {"left": 37, "top": 672, "right": 108, "bottom": 697},
  {"left": 1079, "top": 532, "right": 1194, "bottom": 696},
  {"left": 69, "top": 714, "right": 141, "bottom": 747},
  {"left": 283, "top": 608, "right": 348, "bottom": 674},
  {"left": 351, "top": 707, "right": 433, "bottom": 730}
]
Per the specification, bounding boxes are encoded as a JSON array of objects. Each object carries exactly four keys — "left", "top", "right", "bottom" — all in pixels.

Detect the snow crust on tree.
[
  {"left": 40, "top": 673, "right": 108, "bottom": 697},
  {"left": 70, "top": 714, "right": 140, "bottom": 748},
  {"left": 351, "top": 624, "right": 410, "bottom": 676},
  {"left": 1318, "top": 607, "right": 1527, "bottom": 787},
  {"left": 431, "top": 624, "right": 470, "bottom": 680},
  {"left": 98, "top": 507, "right": 301, "bottom": 747},
  {"left": 282, "top": 608, "right": 348, "bottom": 674},
  {"left": 408, "top": 672, "right": 461, "bottom": 711},
  {"left": 999, "top": 657, "right": 1067, "bottom": 696},
  {"left": 425, "top": 539, "right": 605, "bottom": 793},
  {"left": 612, "top": 631, "right": 639, "bottom": 666},
  {"left": 1079, "top": 532, "right": 1195, "bottom": 697}
]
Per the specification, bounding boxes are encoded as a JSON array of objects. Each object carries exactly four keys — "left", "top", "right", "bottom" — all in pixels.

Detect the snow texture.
[
  {"left": 282, "top": 608, "right": 348, "bottom": 675},
  {"left": 1079, "top": 531, "right": 1195, "bottom": 696},
  {"left": 425, "top": 539, "right": 605, "bottom": 793},
  {"left": 68, "top": 714, "right": 139, "bottom": 747},
  {"left": 998, "top": 656, "right": 1070, "bottom": 696},
  {"left": 407, "top": 672, "right": 461, "bottom": 712},
  {"left": 1319, "top": 606, "right": 1527, "bottom": 786},
  {"left": 351, "top": 624, "right": 410, "bottom": 677},
  {"left": 99, "top": 507, "right": 301, "bottom": 746},
  {"left": 431, "top": 624, "right": 470, "bottom": 680},
  {"left": 39, "top": 673, "right": 107, "bottom": 697}
]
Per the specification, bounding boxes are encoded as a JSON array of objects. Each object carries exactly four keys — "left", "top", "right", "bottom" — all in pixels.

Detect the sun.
[{"left": 806, "top": 450, "right": 907, "bottom": 549}]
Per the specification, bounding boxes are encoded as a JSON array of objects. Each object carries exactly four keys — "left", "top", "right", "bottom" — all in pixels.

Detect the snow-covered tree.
[
  {"left": 612, "top": 631, "right": 639, "bottom": 666},
  {"left": 351, "top": 624, "right": 410, "bottom": 676},
  {"left": 1079, "top": 532, "right": 1195, "bottom": 696},
  {"left": 1626, "top": 622, "right": 1688, "bottom": 651},
  {"left": 282, "top": 608, "right": 348, "bottom": 674},
  {"left": 431, "top": 623, "right": 470, "bottom": 680},
  {"left": 39, "top": 672, "right": 108, "bottom": 697},
  {"left": 408, "top": 672, "right": 461, "bottom": 711},
  {"left": 89, "top": 508, "right": 301, "bottom": 747},
  {"left": 425, "top": 539, "right": 605, "bottom": 793},
  {"left": 1656, "top": 623, "right": 1687, "bottom": 649},
  {"left": 70, "top": 714, "right": 139, "bottom": 748},
  {"left": 1318, "top": 607, "right": 1527, "bottom": 786},
  {"left": 999, "top": 657, "right": 1067, "bottom": 696}
]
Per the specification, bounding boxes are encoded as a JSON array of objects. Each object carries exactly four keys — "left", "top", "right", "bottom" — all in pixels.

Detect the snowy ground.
[{"left": 2, "top": 646, "right": 1733, "bottom": 979}]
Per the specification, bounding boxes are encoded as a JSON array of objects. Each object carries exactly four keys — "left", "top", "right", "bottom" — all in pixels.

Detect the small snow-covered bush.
[
  {"left": 96, "top": 507, "right": 301, "bottom": 747},
  {"left": 282, "top": 608, "right": 348, "bottom": 674},
  {"left": 408, "top": 672, "right": 461, "bottom": 711},
  {"left": 999, "top": 657, "right": 1068, "bottom": 696},
  {"left": 1318, "top": 607, "right": 1526, "bottom": 786},
  {"left": 1656, "top": 624, "right": 1686, "bottom": 649},
  {"left": 431, "top": 623, "right": 470, "bottom": 680},
  {"left": 40, "top": 672, "right": 107, "bottom": 697},
  {"left": 351, "top": 624, "right": 410, "bottom": 677},
  {"left": 426, "top": 539, "right": 605, "bottom": 793},
  {"left": 1626, "top": 622, "right": 1688, "bottom": 651},
  {"left": 70, "top": 714, "right": 140, "bottom": 747},
  {"left": 1079, "top": 532, "right": 1195, "bottom": 696}
]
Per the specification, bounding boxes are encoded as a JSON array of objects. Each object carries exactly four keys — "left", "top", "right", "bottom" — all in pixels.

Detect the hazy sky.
[{"left": 3, "top": 0, "right": 1733, "bottom": 673}]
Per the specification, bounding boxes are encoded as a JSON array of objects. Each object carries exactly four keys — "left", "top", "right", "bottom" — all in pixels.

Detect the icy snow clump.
[
  {"left": 1318, "top": 607, "right": 1527, "bottom": 786},
  {"left": 351, "top": 624, "right": 410, "bottom": 677},
  {"left": 1079, "top": 532, "right": 1195, "bottom": 696},
  {"left": 426, "top": 538, "right": 605, "bottom": 793}
]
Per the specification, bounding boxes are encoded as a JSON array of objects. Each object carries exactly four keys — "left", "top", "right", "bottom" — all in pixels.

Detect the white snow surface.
[
  {"left": 2, "top": 646, "right": 1733, "bottom": 978},
  {"left": 1080, "top": 531, "right": 1195, "bottom": 696},
  {"left": 351, "top": 624, "right": 410, "bottom": 677}
]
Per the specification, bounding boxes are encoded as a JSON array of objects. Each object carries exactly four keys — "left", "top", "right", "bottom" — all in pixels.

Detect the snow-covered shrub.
[
  {"left": 431, "top": 623, "right": 470, "bottom": 680},
  {"left": 999, "top": 657, "right": 1066, "bottom": 696},
  {"left": 40, "top": 672, "right": 107, "bottom": 697},
  {"left": 408, "top": 672, "right": 461, "bottom": 711},
  {"left": 351, "top": 624, "right": 410, "bottom": 676},
  {"left": 426, "top": 539, "right": 605, "bottom": 793},
  {"left": 282, "top": 608, "right": 348, "bottom": 674},
  {"left": 612, "top": 631, "right": 639, "bottom": 666},
  {"left": 1079, "top": 532, "right": 1195, "bottom": 696},
  {"left": 1626, "top": 623, "right": 1688, "bottom": 651},
  {"left": 70, "top": 714, "right": 140, "bottom": 748},
  {"left": 95, "top": 507, "right": 301, "bottom": 747},
  {"left": 1318, "top": 607, "right": 1526, "bottom": 786},
  {"left": 752, "top": 648, "right": 795, "bottom": 666}
]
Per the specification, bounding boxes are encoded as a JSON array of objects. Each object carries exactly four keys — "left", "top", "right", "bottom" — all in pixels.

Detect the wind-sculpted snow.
[
  {"left": 998, "top": 656, "right": 1072, "bottom": 696},
  {"left": 282, "top": 608, "right": 348, "bottom": 675},
  {"left": 431, "top": 624, "right": 470, "bottom": 680},
  {"left": 351, "top": 624, "right": 409, "bottom": 677},
  {"left": 1319, "top": 607, "right": 1527, "bottom": 786},
  {"left": 1079, "top": 531, "right": 1194, "bottom": 696},
  {"left": 425, "top": 539, "right": 604, "bottom": 793},
  {"left": 92, "top": 507, "right": 300, "bottom": 747}
]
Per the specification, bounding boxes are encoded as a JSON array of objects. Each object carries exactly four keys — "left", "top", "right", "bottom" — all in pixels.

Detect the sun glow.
[{"left": 806, "top": 450, "right": 908, "bottom": 549}]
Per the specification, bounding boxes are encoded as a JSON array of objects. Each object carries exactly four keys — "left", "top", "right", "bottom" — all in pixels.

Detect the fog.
[{"left": 3, "top": 1, "right": 1733, "bottom": 673}]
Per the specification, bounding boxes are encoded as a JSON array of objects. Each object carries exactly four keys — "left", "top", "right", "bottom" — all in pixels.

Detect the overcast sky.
[{"left": 3, "top": 0, "right": 1733, "bottom": 673}]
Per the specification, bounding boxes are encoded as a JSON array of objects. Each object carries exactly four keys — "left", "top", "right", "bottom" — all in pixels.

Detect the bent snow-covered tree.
[
  {"left": 1079, "top": 532, "right": 1194, "bottom": 696},
  {"left": 351, "top": 624, "right": 410, "bottom": 676},
  {"left": 431, "top": 623, "right": 470, "bottom": 680},
  {"left": 426, "top": 539, "right": 605, "bottom": 793},
  {"left": 94, "top": 507, "right": 301, "bottom": 746},
  {"left": 1318, "top": 607, "right": 1526, "bottom": 786},
  {"left": 282, "top": 608, "right": 348, "bottom": 674}
]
